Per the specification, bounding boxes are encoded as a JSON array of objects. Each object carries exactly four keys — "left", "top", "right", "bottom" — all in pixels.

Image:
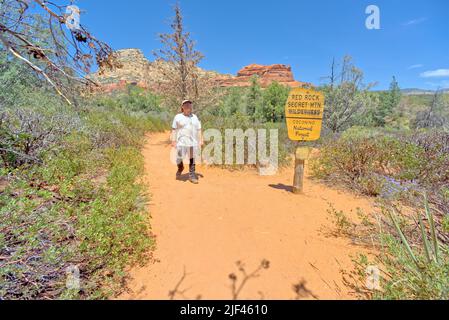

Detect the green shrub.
[
  {"left": 336, "top": 197, "right": 448, "bottom": 300},
  {"left": 1, "top": 87, "right": 168, "bottom": 299},
  {"left": 0, "top": 106, "right": 80, "bottom": 168},
  {"left": 315, "top": 128, "right": 449, "bottom": 299},
  {"left": 324, "top": 129, "right": 448, "bottom": 216},
  {"left": 200, "top": 81, "right": 295, "bottom": 168},
  {"left": 257, "top": 82, "right": 290, "bottom": 123},
  {"left": 202, "top": 113, "right": 294, "bottom": 168},
  {"left": 93, "top": 85, "right": 163, "bottom": 114},
  {"left": 310, "top": 130, "right": 436, "bottom": 197},
  {"left": 75, "top": 147, "right": 152, "bottom": 298},
  {"left": 363, "top": 199, "right": 448, "bottom": 300}
]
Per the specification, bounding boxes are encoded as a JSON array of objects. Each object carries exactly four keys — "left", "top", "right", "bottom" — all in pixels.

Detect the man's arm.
[
  {"left": 170, "top": 129, "right": 177, "bottom": 148},
  {"left": 196, "top": 117, "right": 204, "bottom": 147},
  {"left": 198, "top": 129, "right": 204, "bottom": 147},
  {"left": 171, "top": 116, "right": 178, "bottom": 148}
]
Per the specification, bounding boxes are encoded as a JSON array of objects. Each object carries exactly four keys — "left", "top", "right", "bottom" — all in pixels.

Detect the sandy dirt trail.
[{"left": 120, "top": 132, "right": 373, "bottom": 300}]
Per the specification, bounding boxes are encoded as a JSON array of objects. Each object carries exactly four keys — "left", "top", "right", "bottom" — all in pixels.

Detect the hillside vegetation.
[
  {"left": 0, "top": 57, "right": 168, "bottom": 299},
  {"left": 1, "top": 1, "right": 447, "bottom": 300}
]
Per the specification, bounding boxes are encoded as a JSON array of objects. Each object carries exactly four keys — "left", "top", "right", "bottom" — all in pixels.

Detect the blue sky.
[{"left": 77, "top": 0, "right": 449, "bottom": 90}]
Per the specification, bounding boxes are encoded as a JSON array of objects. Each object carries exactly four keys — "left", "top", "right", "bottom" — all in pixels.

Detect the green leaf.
[
  {"left": 418, "top": 211, "right": 432, "bottom": 263},
  {"left": 424, "top": 194, "right": 439, "bottom": 263},
  {"left": 388, "top": 209, "right": 420, "bottom": 269}
]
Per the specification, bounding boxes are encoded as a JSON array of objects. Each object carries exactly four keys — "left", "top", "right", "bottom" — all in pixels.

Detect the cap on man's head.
[{"left": 182, "top": 100, "right": 193, "bottom": 106}]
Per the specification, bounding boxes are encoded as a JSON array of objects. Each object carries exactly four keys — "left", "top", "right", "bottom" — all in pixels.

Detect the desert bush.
[
  {"left": 198, "top": 80, "right": 296, "bottom": 168},
  {"left": 346, "top": 198, "right": 449, "bottom": 300},
  {"left": 202, "top": 80, "right": 290, "bottom": 124},
  {"left": 0, "top": 85, "right": 169, "bottom": 299},
  {"left": 0, "top": 53, "right": 40, "bottom": 107},
  {"left": 310, "top": 128, "right": 447, "bottom": 199},
  {"left": 364, "top": 77, "right": 401, "bottom": 128},
  {"left": 93, "top": 85, "right": 164, "bottom": 115},
  {"left": 201, "top": 112, "right": 294, "bottom": 169},
  {"left": 257, "top": 81, "right": 290, "bottom": 123},
  {"left": 312, "top": 127, "right": 449, "bottom": 253},
  {"left": 0, "top": 142, "right": 155, "bottom": 299},
  {"left": 0, "top": 106, "right": 81, "bottom": 168}
]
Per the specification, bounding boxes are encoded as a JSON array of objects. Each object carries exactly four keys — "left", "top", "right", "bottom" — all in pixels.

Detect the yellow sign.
[{"left": 285, "top": 88, "right": 325, "bottom": 141}]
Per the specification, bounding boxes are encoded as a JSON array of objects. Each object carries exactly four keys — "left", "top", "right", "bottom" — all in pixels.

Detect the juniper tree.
[{"left": 259, "top": 82, "right": 290, "bottom": 123}]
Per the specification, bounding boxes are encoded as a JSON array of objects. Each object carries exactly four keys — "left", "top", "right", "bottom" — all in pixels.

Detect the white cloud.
[
  {"left": 420, "top": 69, "right": 449, "bottom": 78},
  {"left": 426, "top": 80, "right": 449, "bottom": 89},
  {"left": 402, "top": 17, "right": 427, "bottom": 26},
  {"left": 408, "top": 64, "right": 423, "bottom": 70}
]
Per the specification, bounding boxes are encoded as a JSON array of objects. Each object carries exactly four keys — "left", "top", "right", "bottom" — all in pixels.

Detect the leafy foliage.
[
  {"left": 366, "top": 77, "right": 401, "bottom": 127},
  {"left": 321, "top": 56, "right": 377, "bottom": 133},
  {"left": 257, "top": 81, "right": 290, "bottom": 123},
  {"left": 0, "top": 66, "right": 168, "bottom": 299},
  {"left": 311, "top": 128, "right": 448, "bottom": 210},
  {"left": 357, "top": 199, "right": 448, "bottom": 300},
  {"left": 200, "top": 80, "right": 295, "bottom": 168},
  {"left": 247, "top": 76, "right": 263, "bottom": 120}
]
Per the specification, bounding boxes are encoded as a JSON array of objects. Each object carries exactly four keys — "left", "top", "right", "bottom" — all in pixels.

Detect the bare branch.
[{"left": 0, "top": 0, "right": 117, "bottom": 104}]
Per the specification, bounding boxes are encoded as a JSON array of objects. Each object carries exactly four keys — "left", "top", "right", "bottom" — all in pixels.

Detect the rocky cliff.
[
  {"left": 90, "top": 48, "right": 219, "bottom": 92},
  {"left": 90, "top": 49, "right": 159, "bottom": 92},
  {"left": 215, "top": 64, "right": 306, "bottom": 88},
  {"left": 90, "top": 49, "right": 307, "bottom": 92}
]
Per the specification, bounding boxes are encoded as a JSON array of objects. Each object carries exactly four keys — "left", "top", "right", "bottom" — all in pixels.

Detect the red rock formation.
[
  {"left": 88, "top": 49, "right": 309, "bottom": 93},
  {"left": 217, "top": 64, "right": 307, "bottom": 88}
]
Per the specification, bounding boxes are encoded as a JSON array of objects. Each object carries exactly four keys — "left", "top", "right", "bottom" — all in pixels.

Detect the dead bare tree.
[
  {"left": 0, "top": 0, "right": 118, "bottom": 104},
  {"left": 412, "top": 89, "right": 448, "bottom": 130},
  {"left": 153, "top": 2, "right": 206, "bottom": 108}
]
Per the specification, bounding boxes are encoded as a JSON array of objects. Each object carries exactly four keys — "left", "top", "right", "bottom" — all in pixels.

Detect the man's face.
[{"left": 182, "top": 103, "right": 193, "bottom": 115}]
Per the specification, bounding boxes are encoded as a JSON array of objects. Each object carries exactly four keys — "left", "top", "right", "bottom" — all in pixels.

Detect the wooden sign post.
[{"left": 285, "top": 88, "right": 325, "bottom": 194}]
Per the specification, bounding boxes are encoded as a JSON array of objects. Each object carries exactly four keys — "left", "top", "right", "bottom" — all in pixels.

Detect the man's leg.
[
  {"left": 188, "top": 147, "right": 198, "bottom": 184},
  {"left": 176, "top": 147, "right": 184, "bottom": 179}
]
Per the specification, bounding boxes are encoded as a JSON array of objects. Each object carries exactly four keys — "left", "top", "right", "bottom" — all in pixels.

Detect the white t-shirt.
[{"left": 172, "top": 113, "right": 202, "bottom": 147}]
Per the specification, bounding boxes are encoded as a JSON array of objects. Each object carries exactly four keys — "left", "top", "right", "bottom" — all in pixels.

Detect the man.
[{"left": 170, "top": 100, "right": 204, "bottom": 184}]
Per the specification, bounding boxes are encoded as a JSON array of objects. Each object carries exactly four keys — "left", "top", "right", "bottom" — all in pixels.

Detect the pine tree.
[
  {"left": 246, "top": 76, "right": 263, "bottom": 120},
  {"left": 388, "top": 76, "right": 402, "bottom": 109},
  {"left": 261, "top": 82, "right": 290, "bottom": 123},
  {"left": 384, "top": 76, "right": 402, "bottom": 123},
  {"left": 369, "top": 76, "right": 401, "bottom": 127}
]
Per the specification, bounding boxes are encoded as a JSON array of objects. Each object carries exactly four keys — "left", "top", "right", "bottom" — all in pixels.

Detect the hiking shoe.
[
  {"left": 176, "top": 163, "right": 184, "bottom": 180},
  {"left": 189, "top": 174, "right": 199, "bottom": 184}
]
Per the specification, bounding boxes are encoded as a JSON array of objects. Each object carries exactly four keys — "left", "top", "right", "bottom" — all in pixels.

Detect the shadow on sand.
[
  {"left": 268, "top": 183, "right": 294, "bottom": 193},
  {"left": 176, "top": 173, "right": 204, "bottom": 183}
]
